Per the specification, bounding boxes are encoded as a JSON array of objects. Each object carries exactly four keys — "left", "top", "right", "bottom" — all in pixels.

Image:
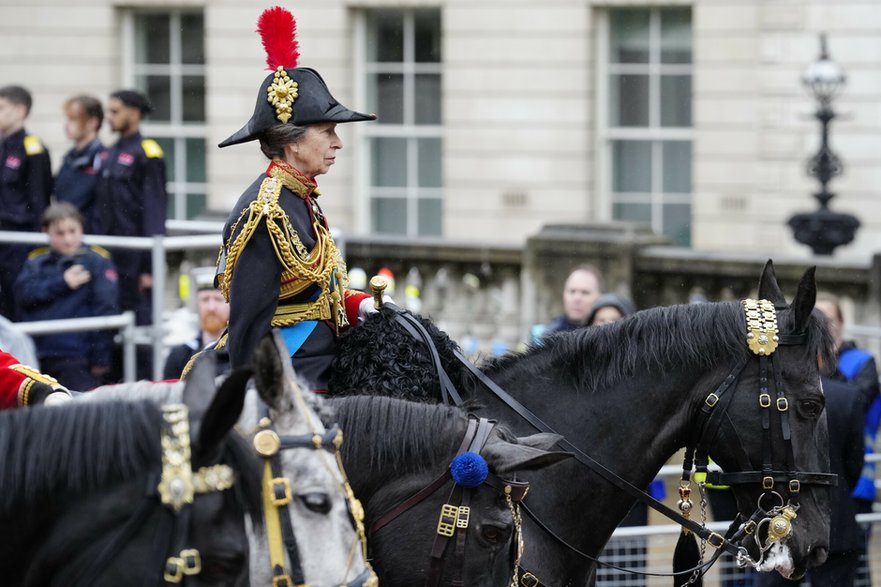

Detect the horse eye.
[
  {"left": 298, "top": 492, "right": 332, "bottom": 514},
  {"left": 799, "top": 399, "right": 824, "bottom": 419},
  {"left": 481, "top": 525, "right": 507, "bottom": 543}
]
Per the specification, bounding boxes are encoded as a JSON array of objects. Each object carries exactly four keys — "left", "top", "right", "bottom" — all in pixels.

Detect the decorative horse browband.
[{"left": 369, "top": 416, "right": 531, "bottom": 587}]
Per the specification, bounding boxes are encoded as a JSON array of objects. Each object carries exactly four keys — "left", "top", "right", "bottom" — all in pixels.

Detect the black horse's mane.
[
  {"left": 0, "top": 400, "right": 262, "bottom": 518},
  {"left": 332, "top": 301, "right": 834, "bottom": 401},
  {"left": 330, "top": 395, "right": 469, "bottom": 481},
  {"left": 484, "top": 301, "right": 834, "bottom": 392}
]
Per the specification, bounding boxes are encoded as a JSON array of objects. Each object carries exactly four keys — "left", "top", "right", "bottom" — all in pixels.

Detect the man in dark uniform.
[
  {"left": 0, "top": 85, "right": 52, "bottom": 319},
  {"left": 55, "top": 95, "right": 107, "bottom": 233},
  {"left": 94, "top": 89, "right": 167, "bottom": 327}
]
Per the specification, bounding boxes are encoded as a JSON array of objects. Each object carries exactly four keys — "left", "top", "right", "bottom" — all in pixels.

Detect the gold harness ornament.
[{"left": 742, "top": 298, "right": 779, "bottom": 356}]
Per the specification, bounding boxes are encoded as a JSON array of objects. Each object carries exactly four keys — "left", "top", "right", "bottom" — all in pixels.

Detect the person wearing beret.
[{"left": 215, "top": 7, "right": 378, "bottom": 390}]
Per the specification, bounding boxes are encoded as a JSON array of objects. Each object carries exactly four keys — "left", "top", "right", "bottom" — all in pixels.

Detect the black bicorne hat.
[{"left": 219, "top": 7, "right": 375, "bottom": 148}]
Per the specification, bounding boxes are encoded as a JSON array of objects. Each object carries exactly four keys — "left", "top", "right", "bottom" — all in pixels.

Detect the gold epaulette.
[
  {"left": 90, "top": 244, "right": 112, "bottom": 259},
  {"left": 27, "top": 246, "right": 49, "bottom": 260},
  {"left": 23, "top": 135, "right": 44, "bottom": 156},
  {"left": 142, "top": 138, "right": 164, "bottom": 159}
]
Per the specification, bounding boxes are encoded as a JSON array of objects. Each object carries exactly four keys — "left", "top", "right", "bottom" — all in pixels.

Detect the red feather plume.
[{"left": 257, "top": 6, "right": 300, "bottom": 71}]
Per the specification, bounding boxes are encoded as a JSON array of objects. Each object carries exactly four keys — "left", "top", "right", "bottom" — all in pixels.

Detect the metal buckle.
[
  {"left": 271, "top": 575, "right": 292, "bottom": 587},
  {"left": 763, "top": 476, "right": 775, "bottom": 490},
  {"left": 742, "top": 520, "right": 757, "bottom": 535},
  {"left": 271, "top": 477, "right": 293, "bottom": 506},
  {"left": 164, "top": 557, "right": 184, "bottom": 583},
  {"left": 180, "top": 549, "right": 201, "bottom": 576},
  {"left": 437, "top": 504, "right": 459, "bottom": 537},
  {"left": 789, "top": 479, "right": 801, "bottom": 494},
  {"left": 777, "top": 397, "right": 789, "bottom": 412},
  {"left": 521, "top": 572, "right": 540, "bottom": 587},
  {"left": 759, "top": 393, "right": 772, "bottom": 408},
  {"left": 456, "top": 506, "right": 471, "bottom": 529},
  {"left": 705, "top": 393, "right": 720, "bottom": 408},
  {"left": 707, "top": 532, "right": 725, "bottom": 548}
]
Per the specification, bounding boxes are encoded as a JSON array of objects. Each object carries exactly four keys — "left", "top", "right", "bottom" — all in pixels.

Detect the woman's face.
[{"left": 284, "top": 122, "right": 343, "bottom": 178}]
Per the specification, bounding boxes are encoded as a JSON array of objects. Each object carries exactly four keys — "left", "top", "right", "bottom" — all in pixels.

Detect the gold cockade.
[{"left": 266, "top": 66, "right": 298, "bottom": 124}]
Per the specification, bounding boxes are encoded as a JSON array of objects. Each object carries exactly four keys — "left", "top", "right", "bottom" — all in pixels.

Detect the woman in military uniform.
[{"left": 216, "top": 7, "right": 375, "bottom": 389}]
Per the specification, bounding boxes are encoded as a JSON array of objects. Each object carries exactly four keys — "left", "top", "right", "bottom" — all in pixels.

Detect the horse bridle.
[
  {"left": 677, "top": 299, "right": 838, "bottom": 574},
  {"left": 377, "top": 297, "right": 838, "bottom": 585},
  {"left": 252, "top": 400, "right": 378, "bottom": 587},
  {"left": 68, "top": 403, "right": 238, "bottom": 586},
  {"left": 368, "top": 416, "right": 531, "bottom": 587}
]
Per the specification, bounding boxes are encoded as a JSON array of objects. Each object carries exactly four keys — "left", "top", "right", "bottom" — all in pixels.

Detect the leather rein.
[
  {"left": 368, "top": 415, "right": 530, "bottom": 587},
  {"left": 378, "top": 299, "right": 837, "bottom": 584},
  {"left": 67, "top": 404, "right": 237, "bottom": 586}
]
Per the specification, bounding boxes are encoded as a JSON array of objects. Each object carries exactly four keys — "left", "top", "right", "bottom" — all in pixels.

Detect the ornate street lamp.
[{"left": 787, "top": 34, "right": 860, "bottom": 255}]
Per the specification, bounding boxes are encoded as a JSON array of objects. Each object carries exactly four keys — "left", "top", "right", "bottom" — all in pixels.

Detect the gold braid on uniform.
[{"left": 220, "top": 160, "right": 350, "bottom": 332}]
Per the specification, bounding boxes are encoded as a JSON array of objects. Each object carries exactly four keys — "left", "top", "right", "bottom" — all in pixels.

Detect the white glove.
[
  {"left": 358, "top": 296, "right": 394, "bottom": 323},
  {"left": 44, "top": 390, "right": 73, "bottom": 406}
]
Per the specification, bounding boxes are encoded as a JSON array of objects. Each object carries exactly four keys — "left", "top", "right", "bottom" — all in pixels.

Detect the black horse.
[
  {"left": 330, "top": 262, "right": 835, "bottom": 586},
  {"left": 0, "top": 357, "right": 261, "bottom": 586}
]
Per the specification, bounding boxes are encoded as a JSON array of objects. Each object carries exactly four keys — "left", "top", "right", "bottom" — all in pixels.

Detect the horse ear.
[
  {"left": 194, "top": 367, "right": 252, "bottom": 461},
  {"left": 253, "top": 330, "right": 287, "bottom": 411},
  {"left": 790, "top": 266, "right": 817, "bottom": 334},
  {"left": 757, "top": 259, "right": 786, "bottom": 305},
  {"left": 511, "top": 432, "right": 564, "bottom": 452},
  {"left": 482, "top": 436, "right": 572, "bottom": 473}
]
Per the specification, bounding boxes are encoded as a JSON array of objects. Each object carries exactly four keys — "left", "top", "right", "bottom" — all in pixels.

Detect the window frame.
[
  {"left": 595, "top": 7, "right": 693, "bottom": 245},
  {"left": 354, "top": 7, "right": 444, "bottom": 237},
  {"left": 121, "top": 8, "right": 208, "bottom": 221}
]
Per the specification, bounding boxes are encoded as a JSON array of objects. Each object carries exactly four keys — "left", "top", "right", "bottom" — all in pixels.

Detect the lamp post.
[{"left": 787, "top": 34, "right": 859, "bottom": 255}]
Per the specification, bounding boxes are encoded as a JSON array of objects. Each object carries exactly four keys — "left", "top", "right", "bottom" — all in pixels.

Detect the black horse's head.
[
  {"left": 702, "top": 261, "right": 833, "bottom": 579},
  {"left": 0, "top": 355, "right": 261, "bottom": 586},
  {"left": 331, "top": 395, "right": 569, "bottom": 587}
]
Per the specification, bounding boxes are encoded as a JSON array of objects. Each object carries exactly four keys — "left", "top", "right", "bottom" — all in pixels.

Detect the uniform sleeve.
[
  {"left": 27, "top": 150, "right": 53, "bottom": 230},
  {"left": 344, "top": 290, "right": 371, "bottom": 328},
  {"left": 0, "top": 349, "right": 63, "bottom": 410},
  {"left": 163, "top": 345, "right": 194, "bottom": 380},
  {"left": 138, "top": 155, "right": 168, "bottom": 275},
  {"left": 88, "top": 255, "right": 120, "bottom": 367},
  {"left": 227, "top": 219, "right": 282, "bottom": 368},
  {"left": 14, "top": 258, "right": 68, "bottom": 311}
]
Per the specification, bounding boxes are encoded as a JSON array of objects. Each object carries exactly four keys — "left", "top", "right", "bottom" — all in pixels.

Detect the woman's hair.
[{"left": 258, "top": 124, "right": 307, "bottom": 160}]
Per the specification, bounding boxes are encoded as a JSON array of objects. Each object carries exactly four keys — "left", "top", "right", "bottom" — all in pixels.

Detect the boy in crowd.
[
  {"left": 0, "top": 85, "right": 53, "bottom": 318},
  {"left": 15, "top": 203, "right": 119, "bottom": 390}
]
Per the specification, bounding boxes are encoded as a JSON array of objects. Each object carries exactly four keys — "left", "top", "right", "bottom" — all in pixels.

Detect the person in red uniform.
[
  {"left": 215, "top": 7, "right": 379, "bottom": 389},
  {"left": 0, "top": 348, "right": 70, "bottom": 409}
]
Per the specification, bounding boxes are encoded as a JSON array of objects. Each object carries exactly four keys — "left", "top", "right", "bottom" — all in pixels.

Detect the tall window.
[
  {"left": 126, "top": 10, "right": 207, "bottom": 220},
  {"left": 361, "top": 9, "right": 443, "bottom": 236},
  {"left": 603, "top": 7, "right": 692, "bottom": 246}
]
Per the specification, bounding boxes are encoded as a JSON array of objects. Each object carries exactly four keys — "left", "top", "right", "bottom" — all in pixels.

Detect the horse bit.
[
  {"left": 368, "top": 416, "right": 531, "bottom": 587},
  {"left": 69, "top": 403, "right": 238, "bottom": 586},
  {"left": 252, "top": 400, "right": 378, "bottom": 587},
  {"left": 678, "top": 298, "right": 838, "bottom": 577}
]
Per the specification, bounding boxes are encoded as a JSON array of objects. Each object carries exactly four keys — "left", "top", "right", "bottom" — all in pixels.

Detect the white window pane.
[
  {"left": 662, "top": 141, "right": 691, "bottom": 193},
  {"left": 181, "top": 13, "right": 205, "bottom": 65},
  {"left": 610, "top": 9, "right": 650, "bottom": 64},
  {"left": 185, "top": 138, "right": 206, "bottom": 183},
  {"left": 660, "top": 75, "right": 691, "bottom": 127},
  {"left": 662, "top": 203, "right": 691, "bottom": 246},
  {"left": 613, "top": 202, "right": 651, "bottom": 223},
  {"left": 610, "top": 74, "right": 649, "bottom": 127},
  {"left": 367, "top": 10, "right": 404, "bottom": 62},
  {"left": 661, "top": 8, "right": 692, "bottom": 64},
  {"left": 418, "top": 198, "right": 442, "bottom": 236},
  {"left": 367, "top": 74, "right": 404, "bottom": 124},
  {"left": 372, "top": 197, "right": 407, "bottom": 234},
  {"left": 187, "top": 193, "right": 207, "bottom": 220},
  {"left": 182, "top": 75, "right": 205, "bottom": 122},
  {"left": 612, "top": 140, "right": 652, "bottom": 193},
  {"left": 414, "top": 9, "right": 442, "bottom": 63},
  {"left": 137, "top": 75, "right": 171, "bottom": 122},
  {"left": 135, "top": 14, "right": 170, "bottom": 64},
  {"left": 418, "top": 138, "right": 442, "bottom": 187},
  {"left": 415, "top": 74, "right": 442, "bottom": 125},
  {"left": 371, "top": 138, "right": 407, "bottom": 187}
]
